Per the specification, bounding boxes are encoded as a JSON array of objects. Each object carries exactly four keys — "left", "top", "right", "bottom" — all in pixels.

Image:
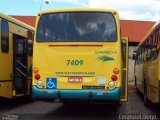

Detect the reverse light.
[
  {"left": 113, "top": 68, "right": 119, "bottom": 74},
  {"left": 111, "top": 75, "right": 118, "bottom": 81},
  {"left": 37, "top": 80, "right": 43, "bottom": 86},
  {"left": 108, "top": 81, "right": 115, "bottom": 88},
  {"left": 33, "top": 67, "right": 39, "bottom": 73},
  {"left": 35, "top": 74, "right": 40, "bottom": 80}
]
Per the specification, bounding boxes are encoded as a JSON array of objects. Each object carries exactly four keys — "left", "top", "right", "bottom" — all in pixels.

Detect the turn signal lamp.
[
  {"left": 113, "top": 68, "right": 119, "bottom": 74},
  {"left": 33, "top": 67, "right": 39, "bottom": 73}
]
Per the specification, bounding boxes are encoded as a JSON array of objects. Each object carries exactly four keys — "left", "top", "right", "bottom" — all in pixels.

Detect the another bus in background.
[
  {"left": 0, "top": 13, "right": 34, "bottom": 99},
  {"left": 133, "top": 20, "right": 160, "bottom": 106}
]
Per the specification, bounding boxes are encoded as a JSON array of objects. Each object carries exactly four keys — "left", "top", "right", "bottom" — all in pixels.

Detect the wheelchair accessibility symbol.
[{"left": 46, "top": 78, "right": 57, "bottom": 89}]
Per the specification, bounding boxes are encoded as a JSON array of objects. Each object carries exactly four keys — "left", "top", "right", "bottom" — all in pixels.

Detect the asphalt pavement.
[{"left": 0, "top": 86, "right": 160, "bottom": 120}]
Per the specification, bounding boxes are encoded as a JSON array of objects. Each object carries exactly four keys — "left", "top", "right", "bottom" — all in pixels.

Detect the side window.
[
  {"left": 141, "top": 46, "right": 145, "bottom": 63},
  {"left": 137, "top": 51, "right": 140, "bottom": 64},
  {"left": 155, "top": 30, "right": 158, "bottom": 49},
  {"left": 28, "top": 40, "right": 33, "bottom": 56},
  {"left": 153, "top": 32, "right": 156, "bottom": 47},
  {"left": 27, "top": 31, "right": 33, "bottom": 56},
  {"left": 1, "top": 20, "right": 9, "bottom": 53},
  {"left": 158, "top": 27, "right": 160, "bottom": 46},
  {"left": 156, "top": 27, "right": 160, "bottom": 56}
]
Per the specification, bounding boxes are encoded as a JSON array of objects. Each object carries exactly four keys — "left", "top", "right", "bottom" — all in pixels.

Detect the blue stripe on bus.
[{"left": 32, "top": 86, "right": 120, "bottom": 101}]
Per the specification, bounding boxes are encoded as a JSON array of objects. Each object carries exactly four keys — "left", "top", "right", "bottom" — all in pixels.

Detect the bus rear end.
[{"left": 32, "top": 9, "right": 128, "bottom": 103}]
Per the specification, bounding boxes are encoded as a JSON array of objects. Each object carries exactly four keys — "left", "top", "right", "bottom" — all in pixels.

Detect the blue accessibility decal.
[{"left": 46, "top": 78, "right": 57, "bottom": 89}]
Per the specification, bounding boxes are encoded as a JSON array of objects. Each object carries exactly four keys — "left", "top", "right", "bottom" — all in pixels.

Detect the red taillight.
[
  {"left": 111, "top": 75, "right": 118, "bottom": 81},
  {"left": 35, "top": 74, "right": 40, "bottom": 80}
]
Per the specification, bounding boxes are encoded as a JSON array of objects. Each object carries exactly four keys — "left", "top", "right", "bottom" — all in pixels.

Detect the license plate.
[
  {"left": 68, "top": 77, "right": 83, "bottom": 83},
  {"left": 82, "top": 85, "right": 105, "bottom": 89}
]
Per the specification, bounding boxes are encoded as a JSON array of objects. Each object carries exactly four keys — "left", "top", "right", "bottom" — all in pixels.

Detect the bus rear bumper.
[{"left": 32, "top": 86, "right": 120, "bottom": 101}]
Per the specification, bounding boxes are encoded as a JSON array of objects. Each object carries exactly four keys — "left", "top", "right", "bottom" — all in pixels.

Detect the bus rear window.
[{"left": 36, "top": 12, "right": 117, "bottom": 42}]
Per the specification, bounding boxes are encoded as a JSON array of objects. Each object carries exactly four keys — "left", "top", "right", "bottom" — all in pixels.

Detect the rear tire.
[
  {"left": 117, "top": 101, "right": 122, "bottom": 107},
  {"left": 135, "top": 76, "right": 140, "bottom": 94},
  {"left": 144, "top": 81, "right": 149, "bottom": 107},
  {"left": 135, "top": 76, "right": 137, "bottom": 87}
]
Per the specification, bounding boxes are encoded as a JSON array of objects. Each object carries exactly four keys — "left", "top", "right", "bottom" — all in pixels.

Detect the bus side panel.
[
  {"left": 135, "top": 64, "right": 144, "bottom": 93},
  {"left": 159, "top": 80, "right": 160, "bottom": 103},
  {"left": 158, "top": 53, "right": 160, "bottom": 103},
  {"left": 27, "top": 55, "right": 32, "bottom": 95},
  {"left": 121, "top": 37, "right": 128, "bottom": 102},
  {"left": 0, "top": 82, "right": 13, "bottom": 98},
  {"left": 0, "top": 32, "right": 13, "bottom": 98},
  {"left": 26, "top": 80, "right": 32, "bottom": 95},
  {"left": 146, "top": 60, "right": 159, "bottom": 103}
]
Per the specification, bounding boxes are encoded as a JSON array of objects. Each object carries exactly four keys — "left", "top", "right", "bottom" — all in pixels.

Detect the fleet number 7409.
[{"left": 66, "top": 60, "right": 83, "bottom": 66}]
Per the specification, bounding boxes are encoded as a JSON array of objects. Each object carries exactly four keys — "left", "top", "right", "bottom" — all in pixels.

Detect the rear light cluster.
[
  {"left": 108, "top": 68, "right": 120, "bottom": 88},
  {"left": 111, "top": 68, "right": 119, "bottom": 81},
  {"left": 33, "top": 67, "right": 43, "bottom": 87}
]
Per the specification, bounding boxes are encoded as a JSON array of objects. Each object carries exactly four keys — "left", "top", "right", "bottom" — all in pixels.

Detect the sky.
[{"left": 0, "top": 0, "right": 160, "bottom": 22}]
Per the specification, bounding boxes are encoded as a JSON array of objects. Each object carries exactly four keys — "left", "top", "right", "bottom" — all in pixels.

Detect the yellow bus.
[
  {"left": 133, "top": 20, "right": 160, "bottom": 106},
  {"left": 32, "top": 8, "right": 128, "bottom": 103},
  {"left": 0, "top": 13, "right": 34, "bottom": 98}
]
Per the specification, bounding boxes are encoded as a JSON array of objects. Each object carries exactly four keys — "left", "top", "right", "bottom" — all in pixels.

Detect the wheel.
[
  {"left": 144, "top": 81, "right": 149, "bottom": 107},
  {"left": 135, "top": 76, "right": 139, "bottom": 94},
  {"left": 135, "top": 76, "right": 137, "bottom": 87},
  {"left": 117, "top": 101, "right": 122, "bottom": 107}
]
